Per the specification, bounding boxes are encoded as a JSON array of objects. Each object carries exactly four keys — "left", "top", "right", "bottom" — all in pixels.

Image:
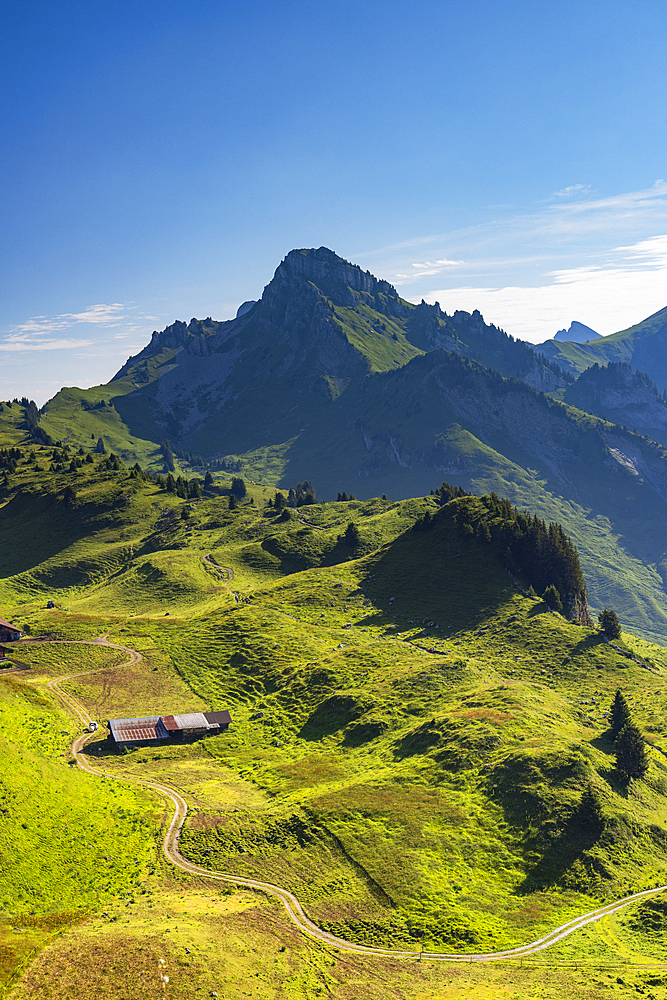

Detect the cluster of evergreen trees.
[
  {"left": 431, "top": 481, "right": 469, "bottom": 505},
  {"left": 22, "top": 399, "right": 52, "bottom": 445},
  {"left": 579, "top": 361, "right": 667, "bottom": 401},
  {"left": 0, "top": 447, "right": 23, "bottom": 472},
  {"left": 336, "top": 491, "right": 357, "bottom": 502},
  {"left": 448, "top": 491, "right": 587, "bottom": 617},
  {"left": 288, "top": 481, "right": 316, "bottom": 506},
  {"left": 174, "top": 445, "right": 207, "bottom": 469},
  {"left": 163, "top": 473, "right": 201, "bottom": 499}
]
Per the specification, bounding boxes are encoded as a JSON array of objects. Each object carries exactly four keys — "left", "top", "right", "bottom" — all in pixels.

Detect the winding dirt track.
[{"left": 41, "top": 638, "right": 667, "bottom": 963}]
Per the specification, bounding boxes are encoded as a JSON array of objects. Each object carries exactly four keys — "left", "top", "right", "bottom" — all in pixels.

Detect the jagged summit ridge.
[{"left": 273, "top": 247, "right": 395, "bottom": 296}]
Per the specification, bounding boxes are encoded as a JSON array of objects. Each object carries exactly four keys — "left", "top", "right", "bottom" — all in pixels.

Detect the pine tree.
[
  {"left": 231, "top": 477, "right": 247, "bottom": 498},
  {"left": 598, "top": 608, "right": 621, "bottom": 639},
  {"left": 166, "top": 474, "right": 176, "bottom": 493},
  {"left": 228, "top": 493, "right": 237, "bottom": 510},
  {"left": 610, "top": 689, "right": 631, "bottom": 738},
  {"left": 615, "top": 723, "right": 649, "bottom": 783},
  {"left": 95, "top": 437, "right": 106, "bottom": 454},
  {"left": 204, "top": 470, "right": 214, "bottom": 489},
  {"left": 274, "top": 492, "right": 286, "bottom": 513}
]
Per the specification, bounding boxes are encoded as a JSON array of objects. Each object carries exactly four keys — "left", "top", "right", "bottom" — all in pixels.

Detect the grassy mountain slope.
[
  {"left": 31, "top": 251, "right": 667, "bottom": 646},
  {"left": 540, "top": 306, "right": 667, "bottom": 390},
  {"left": 6, "top": 492, "right": 667, "bottom": 960},
  {"left": 5, "top": 394, "right": 667, "bottom": 643},
  {"left": 4, "top": 435, "right": 667, "bottom": 994}
]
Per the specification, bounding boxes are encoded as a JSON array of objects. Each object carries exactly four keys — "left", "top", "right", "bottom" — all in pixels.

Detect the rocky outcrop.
[
  {"left": 265, "top": 247, "right": 411, "bottom": 318},
  {"left": 565, "top": 363, "right": 667, "bottom": 444}
]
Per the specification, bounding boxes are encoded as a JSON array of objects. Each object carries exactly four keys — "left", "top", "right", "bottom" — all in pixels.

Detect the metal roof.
[
  {"left": 204, "top": 710, "right": 232, "bottom": 727},
  {"left": 170, "top": 712, "right": 210, "bottom": 730},
  {"left": 109, "top": 717, "right": 168, "bottom": 743},
  {"left": 109, "top": 710, "right": 231, "bottom": 741}
]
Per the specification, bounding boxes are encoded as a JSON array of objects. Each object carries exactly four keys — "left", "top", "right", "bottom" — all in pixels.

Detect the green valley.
[{"left": 2, "top": 418, "right": 667, "bottom": 998}]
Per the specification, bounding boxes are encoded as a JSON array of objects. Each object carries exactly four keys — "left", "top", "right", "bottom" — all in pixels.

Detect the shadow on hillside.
[
  {"left": 0, "top": 487, "right": 114, "bottom": 584},
  {"left": 570, "top": 632, "right": 608, "bottom": 657},
  {"left": 298, "top": 694, "right": 367, "bottom": 741},
  {"left": 358, "top": 522, "right": 506, "bottom": 633},
  {"left": 518, "top": 816, "right": 604, "bottom": 892}
]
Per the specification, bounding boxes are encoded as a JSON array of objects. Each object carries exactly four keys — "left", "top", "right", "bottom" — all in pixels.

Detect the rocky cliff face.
[{"left": 564, "top": 362, "right": 667, "bottom": 445}]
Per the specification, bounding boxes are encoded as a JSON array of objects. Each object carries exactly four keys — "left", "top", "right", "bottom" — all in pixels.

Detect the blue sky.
[{"left": 2, "top": 0, "right": 667, "bottom": 403}]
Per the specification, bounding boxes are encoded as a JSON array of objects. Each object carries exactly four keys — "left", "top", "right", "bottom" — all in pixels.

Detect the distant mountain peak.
[{"left": 554, "top": 320, "right": 601, "bottom": 343}]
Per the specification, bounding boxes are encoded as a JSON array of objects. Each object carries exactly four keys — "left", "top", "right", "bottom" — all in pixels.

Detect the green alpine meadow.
[{"left": 4, "top": 249, "right": 667, "bottom": 999}]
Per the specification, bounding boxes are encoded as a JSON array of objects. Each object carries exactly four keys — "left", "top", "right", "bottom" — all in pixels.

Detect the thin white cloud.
[
  {"left": 0, "top": 301, "right": 162, "bottom": 355},
  {"left": 357, "top": 180, "right": 667, "bottom": 278},
  {"left": 409, "top": 258, "right": 466, "bottom": 278},
  {"left": 551, "top": 183, "right": 592, "bottom": 199},
  {"left": 11, "top": 302, "right": 130, "bottom": 336},
  {"left": 0, "top": 337, "right": 95, "bottom": 352}
]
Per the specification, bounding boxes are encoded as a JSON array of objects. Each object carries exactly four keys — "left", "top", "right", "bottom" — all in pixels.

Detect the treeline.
[{"left": 419, "top": 483, "right": 589, "bottom": 622}]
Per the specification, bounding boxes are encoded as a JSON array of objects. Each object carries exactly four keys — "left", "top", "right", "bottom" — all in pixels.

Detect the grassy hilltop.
[{"left": 3, "top": 415, "right": 667, "bottom": 997}]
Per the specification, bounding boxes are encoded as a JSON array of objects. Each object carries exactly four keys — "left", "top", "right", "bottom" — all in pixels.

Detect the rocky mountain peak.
[{"left": 262, "top": 247, "right": 406, "bottom": 314}]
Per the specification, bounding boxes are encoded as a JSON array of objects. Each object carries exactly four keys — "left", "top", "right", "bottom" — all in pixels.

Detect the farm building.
[
  {"left": 0, "top": 619, "right": 22, "bottom": 643},
  {"left": 109, "top": 710, "right": 231, "bottom": 748}
]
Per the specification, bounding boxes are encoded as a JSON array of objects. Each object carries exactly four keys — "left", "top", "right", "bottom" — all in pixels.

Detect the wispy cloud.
[
  {"left": 0, "top": 337, "right": 96, "bottom": 352},
  {"left": 11, "top": 303, "right": 129, "bottom": 336},
  {"left": 356, "top": 180, "right": 667, "bottom": 276},
  {"left": 551, "top": 183, "right": 592, "bottom": 199},
  {"left": 408, "top": 258, "right": 466, "bottom": 278},
  {"left": 0, "top": 302, "right": 158, "bottom": 353}
]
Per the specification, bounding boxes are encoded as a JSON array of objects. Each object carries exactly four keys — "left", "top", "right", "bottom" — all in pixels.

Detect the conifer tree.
[
  {"left": 231, "top": 476, "right": 247, "bottom": 498},
  {"left": 204, "top": 470, "right": 214, "bottom": 489},
  {"left": 615, "top": 723, "right": 649, "bottom": 783},
  {"left": 274, "top": 492, "right": 286, "bottom": 512},
  {"left": 228, "top": 493, "right": 237, "bottom": 510},
  {"left": 542, "top": 584, "right": 563, "bottom": 613},
  {"left": 598, "top": 608, "right": 622, "bottom": 639},
  {"left": 610, "top": 689, "right": 631, "bottom": 738}
]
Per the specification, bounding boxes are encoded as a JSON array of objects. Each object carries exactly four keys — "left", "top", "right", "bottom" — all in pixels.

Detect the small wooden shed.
[{"left": 0, "top": 619, "right": 22, "bottom": 643}]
